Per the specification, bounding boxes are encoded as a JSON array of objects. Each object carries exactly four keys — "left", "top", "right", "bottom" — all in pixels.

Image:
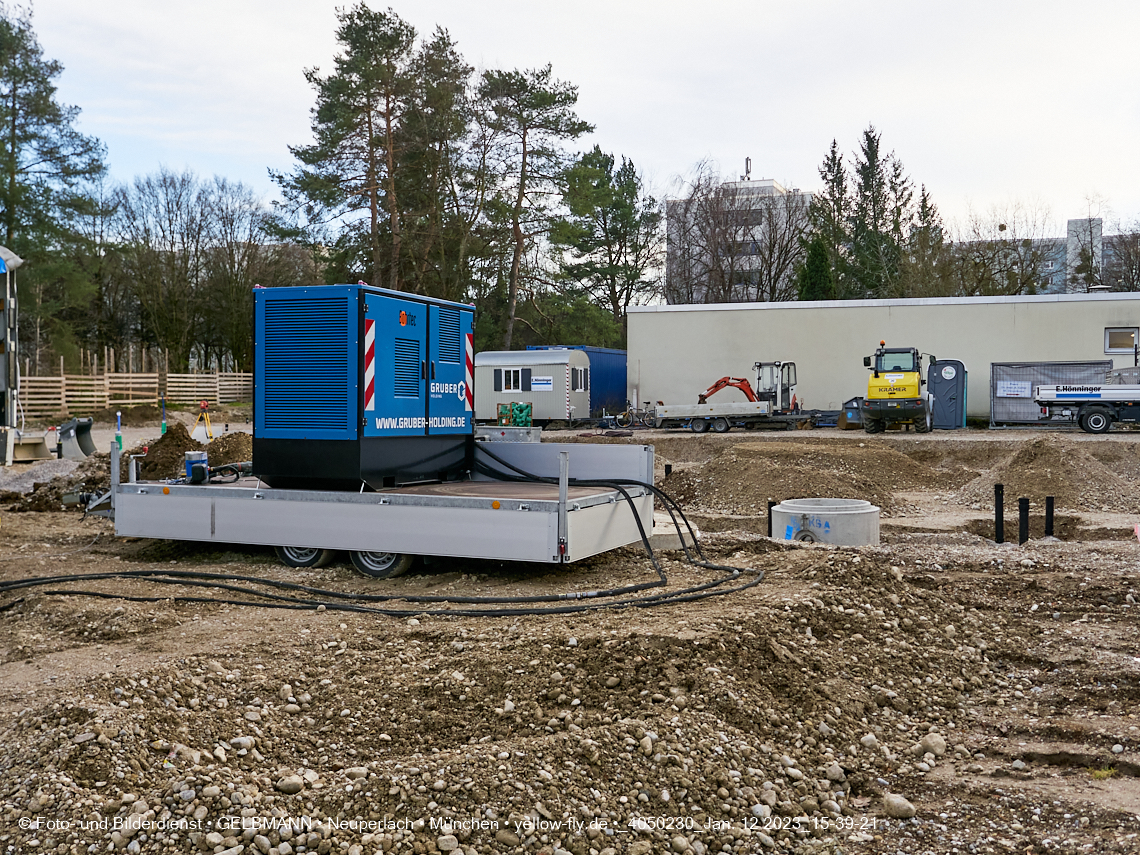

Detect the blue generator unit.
[{"left": 253, "top": 284, "right": 475, "bottom": 490}]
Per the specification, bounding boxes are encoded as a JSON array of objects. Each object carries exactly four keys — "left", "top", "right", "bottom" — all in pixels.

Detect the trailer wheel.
[
  {"left": 1083, "top": 409, "right": 1113, "bottom": 434},
  {"left": 690, "top": 419, "right": 710, "bottom": 433},
  {"left": 711, "top": 417, "right": 731, "bottom": 433},
  {"left": 275, "top": 546, "right": 336, "bottom": 568},
  {"left": 349, "top": 551, "right": 415, "bottom": 579}
]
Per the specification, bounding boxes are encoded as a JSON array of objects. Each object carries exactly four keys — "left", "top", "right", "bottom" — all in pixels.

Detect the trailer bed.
[{"left": 111, "top": 442, "right": 655, "bottom": 565}]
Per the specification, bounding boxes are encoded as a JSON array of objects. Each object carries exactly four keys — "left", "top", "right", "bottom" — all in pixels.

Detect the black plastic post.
[
  {"left": 1045, "top": 496, "right": 1054, "bottom": 538},
  {"left": 1019, "top": 498, "right": 1029, "bottom": 545},
  {"left": 664, "top": 463, "right": 673, "bottom": 477},
  {"left": 767, "top": 500, "right": 777, "bottom": 538},
  {"left": 995, "top": 483, "right": 1004, "bottom": 544}
]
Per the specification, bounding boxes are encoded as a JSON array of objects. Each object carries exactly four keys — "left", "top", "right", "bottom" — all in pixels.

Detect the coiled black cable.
[{"left": 0, "top": 443, "right": 766, "bottom": 617}]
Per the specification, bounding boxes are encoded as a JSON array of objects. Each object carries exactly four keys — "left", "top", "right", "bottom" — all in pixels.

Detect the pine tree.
[
  {"left": 807, "top": 140, "right": 850, "bottom": 295},
  {"left": 797, "top": 233, "right": 836, "bottom": 301},
  {"left": 549, "top": 145, "right": 662, "bottom": 333},
  {"left": 0, "top": 5, "right": 105, "bottom": 370},
  {"left": 477, "top": 65, "right": 592, "bottom": 349}
]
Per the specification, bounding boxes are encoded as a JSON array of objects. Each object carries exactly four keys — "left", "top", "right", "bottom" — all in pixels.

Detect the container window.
[
  {"left": 1105, "top": 327, "right": 1139, "bottom": 354},
  {"left": 571, "top": 367, "right": 589, "bottom": 392},
  {"left": 503, "top": 369, "right": 522, "bottom": 391}
]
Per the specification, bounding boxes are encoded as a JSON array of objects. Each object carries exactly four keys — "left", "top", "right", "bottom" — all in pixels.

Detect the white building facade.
[{"left": 627, "top": 293, "right": 1140, "bottom": 420}]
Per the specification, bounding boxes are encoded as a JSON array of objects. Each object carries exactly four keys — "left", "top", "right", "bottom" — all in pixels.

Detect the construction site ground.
[{"left": 2, "top": 423, "right": 1140, "bottom": 855}]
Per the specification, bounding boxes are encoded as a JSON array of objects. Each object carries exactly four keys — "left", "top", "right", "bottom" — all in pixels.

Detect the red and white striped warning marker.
[
  {"left": 364, "top": 319, "right": 376, "bottom": 411},
  {"left": 464, "top": 333, "right": 474, "bottom": 411}
]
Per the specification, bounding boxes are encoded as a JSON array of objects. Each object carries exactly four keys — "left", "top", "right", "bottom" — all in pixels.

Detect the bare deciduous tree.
[
  {"left": 666, "top": 160, "right": 808, "bottom": 304},
  {"left": 948, "top": 201, "right": 1060, "bottom": 296},
  {"left": 1106, "top": 219, "right": 1140, "bottom": 292}
]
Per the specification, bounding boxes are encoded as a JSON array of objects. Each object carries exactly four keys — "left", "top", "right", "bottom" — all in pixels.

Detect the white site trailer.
[
  {"left": 474, "top": 350, "right": 591, "bottom": 423},
  {"left": 105, "top": 441, "right": 654, "bottom": 571}
]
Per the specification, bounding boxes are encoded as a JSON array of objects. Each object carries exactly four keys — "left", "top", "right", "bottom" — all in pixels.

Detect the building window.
[
  {"left": 503, "top": 369, "right": 522, "bottom": 391},
  {"left": 1043, "top": 260, "right": 1056, "bottom": 271},
  {"left": 571, "top": 367, "right": 589, "bottom": 392},
  {"left": 1105, "top": 327, "right": 1139, "bottom": 354}
]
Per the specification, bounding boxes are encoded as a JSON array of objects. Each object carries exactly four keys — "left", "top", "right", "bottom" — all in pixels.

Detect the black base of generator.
[{"left": 253, "top": 435, "right": 473, "bottom": 491}]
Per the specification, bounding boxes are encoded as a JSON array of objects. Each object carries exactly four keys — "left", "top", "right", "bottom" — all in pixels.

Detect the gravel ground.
[{"left": 1, "top": 427, "right": 1140, "bottom": 854}]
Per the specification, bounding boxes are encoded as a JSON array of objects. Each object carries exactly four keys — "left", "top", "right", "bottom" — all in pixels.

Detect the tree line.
[
  {"left": 668, "top": 126, "right": 1140, "bottom": 304},
  {"left": 6, "top": 4, "right": 1140, "bottom": 377},
  {"left": 1, "top": 4, "right": 662, "bottom": 374}
]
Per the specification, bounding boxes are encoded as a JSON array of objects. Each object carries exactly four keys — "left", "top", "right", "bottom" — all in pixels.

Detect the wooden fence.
[{"left": 19, "top": 372, "right": 253, "bottom": 420}]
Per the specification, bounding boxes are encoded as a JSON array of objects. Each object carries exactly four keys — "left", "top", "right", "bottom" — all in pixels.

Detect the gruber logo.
[{"left": 399, "top": 310, "right": 407, "bottom": 326}]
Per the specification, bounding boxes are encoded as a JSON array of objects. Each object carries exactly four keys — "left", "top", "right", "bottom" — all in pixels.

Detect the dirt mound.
[
  {"left": 90, "top": 403, "right": 164, "bottom": 426},
  {"left": 207, "top": 430, "right": 252, "bottom": 466},
  {"left": 7, "top": 448, "right": 135, "bottom": 511},
  {"left": 958, "top": 436, "right": 1140, "bottom": 511},
  {"left": 663, "top": 441, "right": 942, "bottom": 512},
  {"left": 136, "top": 421, "right": 203, "bottom": 480}
]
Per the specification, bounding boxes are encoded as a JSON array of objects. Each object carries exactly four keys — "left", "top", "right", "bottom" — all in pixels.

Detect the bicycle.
[{"left": 614, "top": 400, "right": 658, "bottom": 429}]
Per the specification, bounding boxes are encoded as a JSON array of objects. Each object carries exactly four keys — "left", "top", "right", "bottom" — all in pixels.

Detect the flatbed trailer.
[
  {"left": 105, "top": 440, "right": 655, "bottom": 571},
  {"left": 1033, "top": 384, "right": 1140, "bottom": 433},
  {"left": 653, "top": 401, "right": 806, "bottom": 433}
]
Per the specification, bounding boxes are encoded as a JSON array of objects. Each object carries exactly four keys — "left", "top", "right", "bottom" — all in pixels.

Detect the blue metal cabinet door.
[
  {"left": 427, "top": 305, "right": 474, "bottom": 434},
  {"left": 363, "top": 292, "right": 428, "bottom": 437}
]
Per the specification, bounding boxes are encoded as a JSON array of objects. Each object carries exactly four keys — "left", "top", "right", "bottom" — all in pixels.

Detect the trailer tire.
[
  {"left": 1082, "top": 409, "right": 1113, "bottom": 434},
  {"left": 711, "top": 417, "right": 731, "bottom": 433},
  {"left": 690, "top": 419, "right": 710, "bottom": 433},
  {"left": 349, "top": 551, "right": 415, "bottom": 579},
  {"left": 275, "top": 546, "right": 336, "bottom": 569}
]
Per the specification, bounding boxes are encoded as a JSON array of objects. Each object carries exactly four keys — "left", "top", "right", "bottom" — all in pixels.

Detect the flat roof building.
[{"left": 627, "top": 292, "right": 1140, "bottom": 420}]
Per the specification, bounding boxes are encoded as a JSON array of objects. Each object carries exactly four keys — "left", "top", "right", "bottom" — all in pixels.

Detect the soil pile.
[
  {"left": 207, "top": 430, "right": 253, "bottom": 466},
  {"left": 136, "top": 422, "right": 203, "bottom": 480},
  {"left": 90, "top": 404, "right": 163, "bottom": 426},
  {"left": 957, "top": 436, "right": 1140, "bottom": 511},
  {"left": 664, "top": 441, "right": 943, "bottom": 513}
]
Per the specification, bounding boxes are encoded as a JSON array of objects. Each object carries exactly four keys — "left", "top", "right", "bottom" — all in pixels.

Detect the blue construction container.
[
  {"left": 254, "top": 284, "right": 474, "bottom": 490},
  {"left": 526, "top": 346, "right": 627, "bottom": 416}
]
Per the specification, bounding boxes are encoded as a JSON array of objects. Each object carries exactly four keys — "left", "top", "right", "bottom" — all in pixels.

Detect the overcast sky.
[{"left": 34, "top": 0, "right": 1140, "bottom": 232}]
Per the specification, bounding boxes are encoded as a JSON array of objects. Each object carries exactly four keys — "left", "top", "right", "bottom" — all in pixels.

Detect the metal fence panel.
[{"left": 990, "top": 360, "right": 1114, "bottom": 425}]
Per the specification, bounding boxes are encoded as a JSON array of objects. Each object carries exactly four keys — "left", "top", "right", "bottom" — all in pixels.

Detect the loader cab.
[
  {"left": 864, "top": 348, "right": 920, "bottom": 377},
  {"left": 754, "top": 361, "right": 798, "bottom": 412}
]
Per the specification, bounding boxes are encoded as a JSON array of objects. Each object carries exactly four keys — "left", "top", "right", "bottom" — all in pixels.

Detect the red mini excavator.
[{"left": 697, "top": 362, "right": 798, "bottom": 412}]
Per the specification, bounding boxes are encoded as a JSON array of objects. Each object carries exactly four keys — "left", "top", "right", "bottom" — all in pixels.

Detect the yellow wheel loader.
[{"left": 860, "top": 341, "right": 934, "bottom": 434}]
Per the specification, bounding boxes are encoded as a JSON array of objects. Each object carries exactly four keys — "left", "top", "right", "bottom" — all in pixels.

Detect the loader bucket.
[
  {"left": 0, "top": 427, "right": 54, "bottom": 464},
  {"left": 59, "top": 417, "right": 97, "bottom": 460}
]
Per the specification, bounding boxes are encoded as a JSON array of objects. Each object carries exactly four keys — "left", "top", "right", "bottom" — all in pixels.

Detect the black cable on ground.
[{"left": 0, "top": 445, "right": 766, "bottom": 617}]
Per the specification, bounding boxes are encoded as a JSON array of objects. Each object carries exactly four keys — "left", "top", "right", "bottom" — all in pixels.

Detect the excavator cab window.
[
  {"left": 780, "top": 363, "right": 796, "bottom": 410},
  {"left": 876, "top": 351, "right": 917, "bottom": 373}
]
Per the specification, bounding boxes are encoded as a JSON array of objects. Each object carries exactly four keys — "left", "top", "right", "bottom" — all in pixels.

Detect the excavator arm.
[{"left": 697, "top": 377, "right": 759, "bottom": 404}]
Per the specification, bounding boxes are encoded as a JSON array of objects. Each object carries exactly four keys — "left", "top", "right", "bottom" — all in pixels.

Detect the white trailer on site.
[{"left": 104, "top": 440, "right": 654, "bottom": 577}]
